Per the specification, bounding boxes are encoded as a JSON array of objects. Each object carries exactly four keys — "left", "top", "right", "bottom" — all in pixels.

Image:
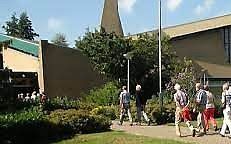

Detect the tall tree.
[
  {"left": 75, "top": 29, "right": 178, "bottom": 97},
  {"left": 76, "top": 28, "right": 132, "bottom": 80},
  {"left": 2, "top": 12, "right": 39, "bottom": 40},
  {"left": 51, "top": 33, "right": 69, "bottom": 47},
  {"left": 18, "top": 12, "right": 39, "bottom": 40},
  {"left": 2, "top": 13, "right": 19, "bottom": 37}
]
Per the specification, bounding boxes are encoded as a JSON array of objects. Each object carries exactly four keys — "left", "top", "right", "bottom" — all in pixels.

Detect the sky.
[{"left": 0, "top": 0, "right": 231, "bottom": 47}]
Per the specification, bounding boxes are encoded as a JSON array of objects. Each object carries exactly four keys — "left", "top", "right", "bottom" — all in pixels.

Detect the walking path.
[{"left": 111, "top": 121, "right": 231, "bottom": 144}]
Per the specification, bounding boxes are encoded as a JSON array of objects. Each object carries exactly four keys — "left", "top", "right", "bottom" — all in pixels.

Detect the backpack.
[
  {"left": 196, "top": 89, "right": 207, "bottom": 105},
  {"left": 224, "top": 91, "right": 231, "bottom": 108},
  {"left": 179, "top": 91, "right": 188, "bottom": 106},
  {"left": 122, "top": 92, "right": 130, "bottom": 104}
]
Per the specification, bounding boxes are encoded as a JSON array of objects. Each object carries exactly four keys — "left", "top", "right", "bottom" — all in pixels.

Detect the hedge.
[{"left": 0, "top": 106, "right": 111, "bottom": 144}]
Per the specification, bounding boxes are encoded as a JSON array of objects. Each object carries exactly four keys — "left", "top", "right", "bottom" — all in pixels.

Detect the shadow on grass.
[
  {"left": 0, "top": 121, "right": 112, "bottom": 144},
  {"left": 0, "top": 121, "right": 76, "bottom": 144}
]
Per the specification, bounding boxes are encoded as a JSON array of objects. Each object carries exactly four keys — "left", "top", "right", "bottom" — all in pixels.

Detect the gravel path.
[{"left": 111, "top": 121, "right": 231, "bottom": 144}]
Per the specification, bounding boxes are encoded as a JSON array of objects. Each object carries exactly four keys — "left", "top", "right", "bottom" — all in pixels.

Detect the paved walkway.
[{"left": 111, "top": 121, "right": 231, "bottom": 144}]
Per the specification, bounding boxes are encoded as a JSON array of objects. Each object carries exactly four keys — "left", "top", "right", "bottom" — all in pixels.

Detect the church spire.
[{"left": 101, "top": 0, "right": 124, "bottom": 36}]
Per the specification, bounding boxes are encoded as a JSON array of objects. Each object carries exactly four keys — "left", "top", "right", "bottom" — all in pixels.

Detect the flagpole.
[{"left": 158, "top": 0, "right": 162, "bottom": 108}]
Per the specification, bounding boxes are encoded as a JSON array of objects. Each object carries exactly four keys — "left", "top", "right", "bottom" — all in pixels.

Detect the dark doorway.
[
  {"left": 0, "top": 52, "right": 3, "bottom": 69},
  {"left": 12, "top": 72, "right": 39, "bottom": 96}
]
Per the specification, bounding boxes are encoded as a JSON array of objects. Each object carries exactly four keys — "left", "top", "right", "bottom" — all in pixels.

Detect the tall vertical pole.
[
  {"left": 158, "top": 0, "right": 162, "bottom": 107},
  {"left": 127, "top": 59, "right": 130, "bottom": 93}
]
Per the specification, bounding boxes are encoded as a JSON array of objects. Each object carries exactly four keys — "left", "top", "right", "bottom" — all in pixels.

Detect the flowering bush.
[{"left": 166, "top": 57, "right": 196, "bottom": 100}]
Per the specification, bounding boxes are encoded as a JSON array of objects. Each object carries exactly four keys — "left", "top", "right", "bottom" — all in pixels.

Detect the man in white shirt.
[
  {"left": 174, "top": 83, "right": 196, "bottom": 137},
  {"left": 220, "top": 83, "right": 231, "bottom": 138}
]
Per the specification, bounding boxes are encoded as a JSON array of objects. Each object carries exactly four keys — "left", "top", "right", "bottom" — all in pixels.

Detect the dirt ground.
[{"left": 111, "top": 121, "right": 231, "bottom": 144}]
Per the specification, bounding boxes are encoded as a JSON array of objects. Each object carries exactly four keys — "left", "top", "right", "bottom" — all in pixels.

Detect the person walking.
[
  {"left": 135, "top": 83, "right": 150, "bottom": 126},
  {"left": 220, "top": 83, "right": 230, "bottom": 134},
  {"left": 174, "top": 83, "right": 196, "bottom": 137},
  {"left": 194, "top": 83, "right": 207, "bottom": 134},
  {"left": 119, "top": 86, "right": 133, "bottom": 126},
  {"left": 203, "top": 85, "right": 218, "bottom": 131},
  {"left": 220, "top": 83, "right": 231, "bottom": 138}
]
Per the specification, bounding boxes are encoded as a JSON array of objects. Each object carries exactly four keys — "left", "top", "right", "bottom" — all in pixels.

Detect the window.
[{"left": 224, "top": 26, "right": 231, "bottom": 63}]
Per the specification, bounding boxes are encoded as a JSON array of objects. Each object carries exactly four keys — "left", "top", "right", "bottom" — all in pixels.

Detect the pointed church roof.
[{"left": 101, "top": 0, "right": 124, "bottom": 36}]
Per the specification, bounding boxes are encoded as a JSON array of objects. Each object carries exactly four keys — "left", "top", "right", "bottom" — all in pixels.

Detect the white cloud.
[
  {"left": 205, "top": 0, "right": 215, "bottom": 8},
  {"left": 118, "top": 0, "right": 137, "bottom": 13},
  {"left": 167, "top": 0, "right": 183, "bottom": 11},
  {"left": 195, "top": 5, "right": 203, "bottom": 15},
  {"left": 194, "top": 0, "right": 215, "bottom": 15},
  {"left": 47, "top": 18, "right": 63, "bottom": 31}
]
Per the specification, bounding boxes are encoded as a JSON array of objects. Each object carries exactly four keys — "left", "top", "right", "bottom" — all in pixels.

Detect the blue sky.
[{"left": 0, "top": 0, "right": 231, "bottom": 47}]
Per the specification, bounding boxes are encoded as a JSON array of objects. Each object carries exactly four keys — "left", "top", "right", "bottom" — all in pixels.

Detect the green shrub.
[
  {"left": 82, "top": 82, "right": 120, "bottom": 106},
  {"left": 91, "top": 106, "right": 117, "bottom": 120},
  {"left": 44, "top": 97, "right": 80, "bottom": 111},
  {"left": 0, "top": 107, "right": 54, "bottom": 144},
  {"left": 48, "top": 109, "right": 112, "bottom": 134},
  {"left": 214, "top": 95, "right": 223, "bottom": 118},
  {"left": 0, "top": 99, "right": 41, "bottom": 113},
  {"left": 0, "top": 106, "right": 43, "bottom": 126},
  {"left": 0, "top": 106, "right": 112, "bottom": 143},
  {"left": 144, "top": 98, "right": 174, "bottom": 124},
  {"left": 43, "top": 97, "right": 97, "bottom": 112}
]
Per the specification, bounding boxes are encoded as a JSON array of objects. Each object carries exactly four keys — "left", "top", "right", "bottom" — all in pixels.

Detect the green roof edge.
[{"left": 0, "top": 34, "right": 39, "bottom": 57}]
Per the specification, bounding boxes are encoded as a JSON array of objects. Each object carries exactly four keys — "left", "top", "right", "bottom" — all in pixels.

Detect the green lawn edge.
[{"left": 54, "top": 131, "right": 194, "bottom": 144}]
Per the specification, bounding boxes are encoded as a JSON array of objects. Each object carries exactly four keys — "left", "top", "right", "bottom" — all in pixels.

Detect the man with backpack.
[
  {"left": 194, "top": 83, "right": 207, "bottom": 134},
  {"left": 220, "top": 83, "right": 231, "bottom": 138},
  {"left": 119, "top": 86, "right": 133, "bottom": 126},
  {"left": 174, "top": 83, "right": 196, "bottom": 137}
]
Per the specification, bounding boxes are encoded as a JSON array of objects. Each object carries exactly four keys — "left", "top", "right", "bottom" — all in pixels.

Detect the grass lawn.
[
  {"left": 215, "top": 117, "right": 223, "bottom": 127},
  {"left": 54, "top": 131, "right": 193, "bottom": 144}
]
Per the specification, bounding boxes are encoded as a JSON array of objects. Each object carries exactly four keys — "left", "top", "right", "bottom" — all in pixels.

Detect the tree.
[
  {"left": 75, "top": 29, "right": 179, "bottom": 98},
  {"left": 18, "top": 12, "right": 39, "bottom": 40},
  {"left": 2, "top": 12, "right": 39, "bottom": 40},
  {"left": 2, "top": 13, "right": 19, "bottom": 37},
  {"left": 131, "top": 33, "right": 177, "bottom": 97},
  {"left": 76, "top": 28, "right": 132, "bottom": 80},
  {"left": 51, "top": 33, "right": 69, "bottom": 47}
]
